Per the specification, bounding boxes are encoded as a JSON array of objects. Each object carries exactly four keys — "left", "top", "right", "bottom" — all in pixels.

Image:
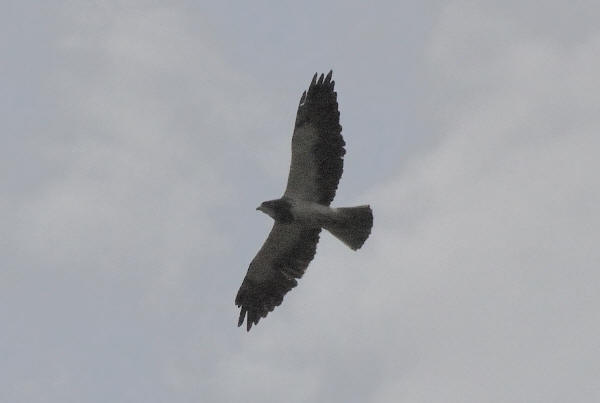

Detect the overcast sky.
[{"left": 2, "top": 1, "right": 600, "bottom": 402}]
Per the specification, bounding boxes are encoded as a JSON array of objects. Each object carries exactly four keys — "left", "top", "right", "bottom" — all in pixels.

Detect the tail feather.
[{"left": 325, "top": 205, "right": 373, "bottom": 250}]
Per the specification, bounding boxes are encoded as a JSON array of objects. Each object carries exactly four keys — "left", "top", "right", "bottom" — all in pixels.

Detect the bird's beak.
[{"left": 256, "top": 206, "right": 262, "bottom": 211}]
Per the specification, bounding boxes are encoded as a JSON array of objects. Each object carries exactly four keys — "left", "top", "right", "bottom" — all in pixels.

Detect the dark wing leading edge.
[
  {"left": 284, "top": 71, "right": 345, "bottom": 206},
  {"left": 235, "top": 223, "right": 321, "bottom": 331}
]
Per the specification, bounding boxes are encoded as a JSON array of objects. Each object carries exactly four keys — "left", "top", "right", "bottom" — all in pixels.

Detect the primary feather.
[{"left": 284, "top": 72, "right": 345, "bottom": 205}]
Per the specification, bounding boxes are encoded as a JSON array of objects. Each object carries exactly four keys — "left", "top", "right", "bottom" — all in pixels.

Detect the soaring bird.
[{"left": 235, "top": 71, "right": 373, "bottom": 331}]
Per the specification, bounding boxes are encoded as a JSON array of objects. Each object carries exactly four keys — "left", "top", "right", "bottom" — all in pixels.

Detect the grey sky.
[{"left": 2, "top": 1, "right": 599, "bottom": 402}]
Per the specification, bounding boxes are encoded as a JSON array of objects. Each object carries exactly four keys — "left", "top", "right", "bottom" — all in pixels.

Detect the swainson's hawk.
[{"left": 236, "top": 71, "right": 373, "bottom": 331}]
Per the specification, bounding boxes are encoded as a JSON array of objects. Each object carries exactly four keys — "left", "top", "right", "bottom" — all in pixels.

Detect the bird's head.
[
  {"left": 256, "top": 198, "right": 293, "bottom": 223},
  {"left": 256, "top": 200, "right": 278, "bottom": 220}
]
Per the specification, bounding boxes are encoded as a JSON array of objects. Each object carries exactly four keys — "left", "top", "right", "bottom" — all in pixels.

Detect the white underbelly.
[{"left": 290, "top": 200, "right": 337, "bottom": 226}]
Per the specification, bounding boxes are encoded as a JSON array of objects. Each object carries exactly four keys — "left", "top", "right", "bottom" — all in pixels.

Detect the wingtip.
[
  {"left": 317, "top": 73, "right": 324, "bottom": 85},
  {"left": 238, "top": 307, "right": 246, "bottom": 327},
  {"left": 299, "top": 90, "right": 306, "bottom": 105},
  {"left": 325, "top": 70, "right": 333, "bottom": 84}
]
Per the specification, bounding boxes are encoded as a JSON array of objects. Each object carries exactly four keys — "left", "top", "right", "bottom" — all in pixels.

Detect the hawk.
[{"left": 235, "top": 71, "right": 373, "bottom": 331}]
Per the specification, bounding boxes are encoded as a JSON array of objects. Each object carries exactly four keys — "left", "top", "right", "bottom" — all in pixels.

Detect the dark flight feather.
[
  {"left": 285, "top": 70, "right": 345, "bottom": 205},
  {"left": 235, "top": 225, "right": 321, "bottom": 331}
]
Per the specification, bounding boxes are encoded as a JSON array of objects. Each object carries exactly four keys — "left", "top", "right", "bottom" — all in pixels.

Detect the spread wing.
[
  {"left": 284, "top": 71, "right": 345, "bottom": 205},
  {"left": 235, "top": 223, "right": 321, "bottom": 331}
]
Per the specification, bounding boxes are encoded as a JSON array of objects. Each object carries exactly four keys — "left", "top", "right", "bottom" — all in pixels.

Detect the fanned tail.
[{"left": 325, "top": 205, "right": 373, "bottom": 250}]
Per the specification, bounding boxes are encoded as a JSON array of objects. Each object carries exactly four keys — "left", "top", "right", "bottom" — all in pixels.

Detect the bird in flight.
[{"left": 235, "top": 71, "right": 373, "bottom": 331}]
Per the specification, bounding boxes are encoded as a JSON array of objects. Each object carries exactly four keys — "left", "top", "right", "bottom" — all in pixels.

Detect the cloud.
[
  {"left": 351, "top": 4, "right": 600, "bottom": 402},
  {"left": 2, "top": 3, "right": 285, "bottom": 401},
  {"left": 3, "top": 1, "right": 599, "bottom": 402},
  {"left": 204, "top": 3, "right": 600, "bottom": 402}
]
